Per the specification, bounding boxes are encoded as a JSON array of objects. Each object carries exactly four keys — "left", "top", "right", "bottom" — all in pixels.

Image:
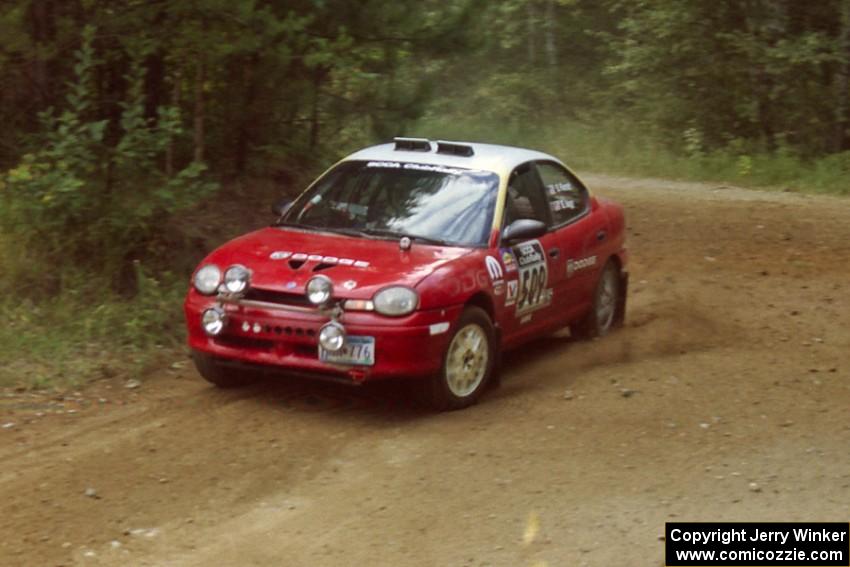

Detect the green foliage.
[
  {"left": 603, "top": 0, "right": 848, "bottom": 155},
  {"left": 0, "top": 27, "right": 216, "bottom": 295}
]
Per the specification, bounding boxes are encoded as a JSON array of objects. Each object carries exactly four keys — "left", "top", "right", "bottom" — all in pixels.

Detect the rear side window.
[{"left": 536, "top": 162, "right": 588, "bottom": 226}]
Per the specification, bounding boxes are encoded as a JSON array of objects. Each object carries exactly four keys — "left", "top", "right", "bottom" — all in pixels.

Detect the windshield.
[{"left": 280, "top": 160, "right": 500, "bottom": 247}]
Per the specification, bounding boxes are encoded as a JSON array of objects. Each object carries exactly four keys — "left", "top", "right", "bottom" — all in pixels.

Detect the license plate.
[{"left": 319, "top": 336, "right": 375, "bottom": 366}]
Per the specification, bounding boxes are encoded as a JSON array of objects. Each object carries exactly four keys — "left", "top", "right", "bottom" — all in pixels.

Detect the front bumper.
[{"left": 184, "top": 292, "right": 461, "bottom": 383}]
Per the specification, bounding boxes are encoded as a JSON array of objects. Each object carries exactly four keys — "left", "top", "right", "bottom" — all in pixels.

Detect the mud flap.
[
  {"left": 615, "top": 272, "right": 629, "bottom": 327},
  {"left": 489, "top": 326, "right": 503, "bottom": 388}
]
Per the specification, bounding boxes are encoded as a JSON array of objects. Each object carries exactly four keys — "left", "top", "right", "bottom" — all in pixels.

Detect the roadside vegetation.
[{"left": 2, "top": 0, "right": 849, "bottom": 388}]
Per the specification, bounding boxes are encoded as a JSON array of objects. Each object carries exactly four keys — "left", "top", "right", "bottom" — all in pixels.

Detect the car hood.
[{"left": 201, "top": 227, "right": 472, "bottom": 298}]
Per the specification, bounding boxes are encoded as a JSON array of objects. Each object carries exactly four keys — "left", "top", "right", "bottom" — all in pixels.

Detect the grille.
[{"left": 243, "top": 287, "right": 313, "bottom": 308}]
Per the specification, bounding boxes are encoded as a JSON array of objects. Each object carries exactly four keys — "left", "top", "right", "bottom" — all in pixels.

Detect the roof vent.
[
  {"left": 436, "top": 141, "right": 474, "bottom": 157},
  {"left": 393, "top": 137, "right": 432, "bottom": 152}
]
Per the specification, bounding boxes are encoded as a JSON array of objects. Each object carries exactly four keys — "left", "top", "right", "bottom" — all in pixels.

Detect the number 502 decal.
[{"left": 513, "top": 240, "right": 551, "bottom": 315}]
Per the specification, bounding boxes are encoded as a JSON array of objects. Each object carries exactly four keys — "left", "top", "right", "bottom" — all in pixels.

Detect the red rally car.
[{"left": 184, "top": 138, "right": 628, "bottom": 410}]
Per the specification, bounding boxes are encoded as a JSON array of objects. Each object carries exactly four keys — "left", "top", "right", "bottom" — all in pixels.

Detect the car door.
[
  {"left": 499, "top": 162, "right": 563, "bottom": 342},
  {"left": 533, "top": 161, "right": 607, "bottom": 322}
]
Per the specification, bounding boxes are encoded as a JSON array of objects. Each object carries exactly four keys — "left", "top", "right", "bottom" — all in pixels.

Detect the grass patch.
[
  {"left": 0, "top": 271, "right": 187, "bottom": 390},
  {"left": 415, "top": 116, "right": 850, "bottom": 195}
]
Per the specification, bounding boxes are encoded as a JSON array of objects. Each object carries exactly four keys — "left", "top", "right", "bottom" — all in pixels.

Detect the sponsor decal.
[
  {"left": 546, "top": 181, "right": 574, "bottom": 195},
  {"left": 366, "top": 161, "right": 470, "bottom": 176},
  {"left": 500, "top": 249, "right": 517, "bottom": 273},
  {"left": 343, "top": 280, "right": 357, "bottom": 290},
  {"left": 566, "top": 255, "right": 597, "bottom": 278},
  {"left": 485, "top": 256, "right": 504, "bottom": 282},
  {"left": 550, "top": 198, "right": 577, "bottom": 212},
  {"left": 505, "top": 280, "right": 518, "bottom": 307},
  {"left": 270, "top": 251, "right": 370, "bottom": 268},
  {"left": 513, "top": 240, "right": 551, "bottom": 316},
  {"left": 515, "top": 241, "right": 544, "bottom": 267},
  {"left": 493, "top": 281, "right": 505, "bottom": 296}
]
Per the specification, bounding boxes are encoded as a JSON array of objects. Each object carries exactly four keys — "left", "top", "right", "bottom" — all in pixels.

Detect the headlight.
[
  {"left": 193, "top": 265, "right": 221, "bottom": 295},
  {"left": 318, "top": 322, "right": 346, "bottom": 352},
  {"left": 306, "top": 275, "right": 333, "bottom": 305},
  {"left": 373, "top": 286, "right": 418, "bottom": 316},
  {"left": 201, "top": 307, "right": 227, "bottom": 336},
  {"left": 223, "top": 264, "right": 251, "bottom": 294}
]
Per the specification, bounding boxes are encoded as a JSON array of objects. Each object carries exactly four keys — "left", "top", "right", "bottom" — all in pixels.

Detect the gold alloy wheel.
[{"left": 444, "top": 323, "right": 490, "bottom": 398}]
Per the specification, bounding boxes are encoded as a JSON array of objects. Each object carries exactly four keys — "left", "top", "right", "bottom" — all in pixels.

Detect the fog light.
[
  {"left": 318, "top": 322, "right": 346, "bottom": 352},
  {"left": 201, "top": 307, "right": 226, "bottom": 336}
]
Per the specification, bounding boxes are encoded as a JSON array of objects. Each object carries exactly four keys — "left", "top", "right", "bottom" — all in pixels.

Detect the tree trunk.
[
  {"left": 309, "top": 68, "right": 322, "bottom": 149},
  {"left": 834, "top": 0, "right": 850, "bottom": 152},
  {"left": 166, "top": 75, "right": 180, "bottom": 177},
  {"left": 193, "top": 60, "right": 205, "bottom": 163},
  {"left": 526, "top": 0, "right": 536, "bottom": 65},
  {"left": 27, "top": 0, "right": 53, "bottom": 109},
  {"left": 144, "top": 52, "right": 166, "bottom": 121},
  {"left": 544, "top": 0, "right": 557, "bottom": 68},
  {"left": 234, "top": 55, "right": 259, "bottom": 175}
]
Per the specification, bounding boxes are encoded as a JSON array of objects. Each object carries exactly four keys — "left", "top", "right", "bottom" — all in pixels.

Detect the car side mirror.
[
  {"left": 271, "top": 199, "right": 293, "bottom": 217},
  {"left": 501, "top": 219, "right": 547, "bottom": 243}
]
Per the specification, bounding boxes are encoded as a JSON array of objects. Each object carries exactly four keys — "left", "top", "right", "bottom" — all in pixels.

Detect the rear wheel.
[
  {"left": 191, "top": 351, "right": 259, "bottom": 388},
  {"left": 426, "top": 307, "right": 495, "bottom": 411},
  {"left": 572, "top": 260, "right": 621, "bottom": 339}
]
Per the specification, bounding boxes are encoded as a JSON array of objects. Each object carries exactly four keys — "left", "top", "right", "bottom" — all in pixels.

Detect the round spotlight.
[
  {"left": 306, "top": 275, "right": 333, "bottom": 306},
  {"left": 223, "top": 264, "right": 251, "bottom": 294},
  {"left": 201, "top": 307, "right": 227, "bottom": 336},
  {"left": 318, "top": 322, "right": 346, "bottom": 352},
  {"left": 193, "top": 265, "right": 221, "bottom": 295}
]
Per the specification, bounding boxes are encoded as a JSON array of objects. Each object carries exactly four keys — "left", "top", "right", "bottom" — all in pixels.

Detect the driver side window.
[
  {"left": 535, "top": 161, "right": 589, "bottom": 226},
  {"left": 504, "top": 163, "right": 550, "bottom": 226}
]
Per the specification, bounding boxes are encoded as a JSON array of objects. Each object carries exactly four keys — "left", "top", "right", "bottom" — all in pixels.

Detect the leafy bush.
[{"left": 0, "top": 27, "right": 216, "bottom": 296}]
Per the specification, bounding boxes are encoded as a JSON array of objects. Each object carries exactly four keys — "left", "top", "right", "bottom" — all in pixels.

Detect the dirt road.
[{"left": 2, "top": 175, "right": 849, "bottom": 567}]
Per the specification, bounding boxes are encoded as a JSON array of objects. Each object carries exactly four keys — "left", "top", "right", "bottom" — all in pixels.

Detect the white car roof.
[{"left": 342, "top": 140, "right": 564, "bottom": 177}]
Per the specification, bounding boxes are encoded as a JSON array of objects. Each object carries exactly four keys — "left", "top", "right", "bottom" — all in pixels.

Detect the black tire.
[
  {"left": 425, "top": 306, "right": 496, "bottom": 411},
  {"left": 572, "top": 260, "right": 621, "bottom": 339},
  {"left": 191, "top": 351, "right": 259, "bottom": 388}
]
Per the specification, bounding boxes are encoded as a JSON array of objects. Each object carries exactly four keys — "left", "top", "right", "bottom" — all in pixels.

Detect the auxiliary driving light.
[
  {"left": 318, "top": 322, "right": 346, "bottom": 352},
  {"left": 306, "top": 275, "right": 333, "bottom": 306},
  {"left": 223, "top": 264, "right": 251, "bottom": 294},
  {"left": 201, "top": 307, "right": 227, "bottom": 336},
  {"left": 193, "top": 264, "right": 222, "bottom": 295}
]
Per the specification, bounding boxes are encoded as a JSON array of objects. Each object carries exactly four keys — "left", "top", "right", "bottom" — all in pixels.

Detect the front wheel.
[
  {"left": 572, "top": 260, "right": 621, "bottom": 339},
  {"left": 426, "top": 307, "right": 496, "bottom": 411}
]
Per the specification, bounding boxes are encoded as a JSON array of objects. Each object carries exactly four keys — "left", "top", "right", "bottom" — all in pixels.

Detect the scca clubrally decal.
[{"left": 512, "top": 240, "right": 551, "bottom": 315}]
